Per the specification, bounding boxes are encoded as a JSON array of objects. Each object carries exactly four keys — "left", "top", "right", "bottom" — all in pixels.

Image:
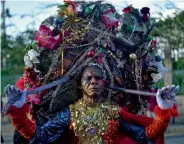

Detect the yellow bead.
[{"left": 129, "top": 53, "right": 137, "bottom": 59}]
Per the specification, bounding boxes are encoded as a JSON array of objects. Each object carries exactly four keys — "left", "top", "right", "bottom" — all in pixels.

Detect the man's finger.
[
  {"left": 5, "top": 84, "right": 12, "bottom": 95},
  {"left": 166, "top": 85, "right": 171, "bottom": 91},
  {"left": 13, "top": 86, "right": 21, "bottom": 94},
  {"left": 12, "top": 85, "right": 17, "bottom": 91},
  {"left": 156, "top": 89, "right": 162, "bottom": 99},
  {"left": 174, "top": 85, "right": 180, "bottom": 95},
  {"left": 9, "top": 85, "right": 15, "bottom": 93},
  {"left": 4, "top": 86, "right": 9, "bottom": 96},
  {"left": 170, "top": 85, "right": 176, "bottom": 94},
  {"left": 161, "top": 87, "right": 167, "bottom": 92}
]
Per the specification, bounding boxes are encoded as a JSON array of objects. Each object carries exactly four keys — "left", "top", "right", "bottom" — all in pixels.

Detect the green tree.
[
  {"left": 152, "top": 11, "right": 184, "bottom": 49},
  {"left": 151, "top": 10, "right": 184, "bottom": 95},
  {"left": 1, "top": 30, "right": 35, "bottom": 95}
]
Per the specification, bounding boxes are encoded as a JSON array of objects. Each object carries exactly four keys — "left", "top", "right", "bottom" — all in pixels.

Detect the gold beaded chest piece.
[{"left": 70, "top": 99, "right": 119, "bottom": 144}]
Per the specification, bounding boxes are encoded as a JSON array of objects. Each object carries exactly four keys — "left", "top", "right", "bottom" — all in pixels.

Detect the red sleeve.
[
  {"left": 145, "top": 105, "right": 179, "bottom": 141},
  {"left": 7, "top": 104, "right": 36, "bottom": 139}
]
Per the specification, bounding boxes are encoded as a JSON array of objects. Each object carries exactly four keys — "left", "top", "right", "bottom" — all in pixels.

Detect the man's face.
[{"left": 81, "top": 66, "right": 105, "bottom": 98}]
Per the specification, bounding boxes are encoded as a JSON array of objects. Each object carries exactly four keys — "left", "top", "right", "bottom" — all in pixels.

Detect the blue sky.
[{"left": 4, "top": 0, "right": 184, "bottom": 36}]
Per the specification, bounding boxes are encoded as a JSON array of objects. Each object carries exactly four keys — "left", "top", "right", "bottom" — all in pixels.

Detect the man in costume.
[
  {"left": 5, "top": 63, "right": 179, "bottom": 144},
  {"left": 3, "top": 1, "right": 179, "bottom": 144}
]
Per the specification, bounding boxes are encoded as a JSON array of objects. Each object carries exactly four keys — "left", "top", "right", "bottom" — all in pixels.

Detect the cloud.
[{"left": 5, "top": 0, "right": 184, "bottom": 36}]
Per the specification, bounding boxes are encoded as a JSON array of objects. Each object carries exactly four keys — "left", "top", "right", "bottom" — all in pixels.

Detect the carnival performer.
[
  {"left": 3, "top": 1, "right": 179, "bottom": 144},
  {"left": 5, "top": 63, "right": 179, "bottom": 144}
]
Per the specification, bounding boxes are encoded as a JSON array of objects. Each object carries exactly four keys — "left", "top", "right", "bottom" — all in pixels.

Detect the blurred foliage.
[
  {"left": 151, "top": 10, "right": 184, "bottom": 95},
  {"left": 151, "top": 11, "right": 184, "bottom": 49},
  {"left": 1, "top": 30, "right": 35, "bottom": 94},
  {"left": 173, "top": 59, "right": 184, "bottom": 95},
  {"left": 1, "top": 30, "right": 35, "bottom": 73},
  {"left": 173, "top": 58, "right": 184, "bottom": 70}
]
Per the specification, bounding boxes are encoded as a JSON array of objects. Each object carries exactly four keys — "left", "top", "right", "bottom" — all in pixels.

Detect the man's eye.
[
  {"left": 84, "top": 76, "right": 92, "bottom": 81},
  {"left": 95, "top": 76, "right": 103, "bottom": 80},
  {"left": 83, "top": 76, "right": 103, "bottom": 81},
  {"left": 87, "top": 76, "right": 93, "bottom": 80}
]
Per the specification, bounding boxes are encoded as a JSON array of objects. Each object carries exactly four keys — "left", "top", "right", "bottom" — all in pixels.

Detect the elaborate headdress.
[{"left": 13, "top": 1, "right": 168, "bottom": 115}]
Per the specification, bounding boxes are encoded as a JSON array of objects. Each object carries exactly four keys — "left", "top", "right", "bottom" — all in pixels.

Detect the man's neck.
[{"left": 83, "top": 94, "right": 103, "bottom": 105}]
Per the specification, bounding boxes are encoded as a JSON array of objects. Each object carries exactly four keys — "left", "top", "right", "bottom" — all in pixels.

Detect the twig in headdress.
[
  {"left": 66, "top": 46, "right": 95, "bottom": 75},
  {"left": 61, "top": 29, "right": 65, "bottom": 76},
  {"left": 102, "top": 55, "right": 114, "bottom": 100},
  {"left": 143, "top": 19, "right": 156, "bottom": 41},
  {"left": 61, "top": 46, "right": 64, "bottom": 76},
  {"left": 148, "top": 19, "right": 156, "bottom": 35},
  {"left": 42, "top": 48, "right": 62, "bottom": 84},
  {"left": 70, "top": 51, "right": 100, "bottom": 76},
  {"left": 81, "top": 24, "right": 135, "bottom": 48},
  {"left": 128, "top": 16, "right": 138, "bottom": 40}
]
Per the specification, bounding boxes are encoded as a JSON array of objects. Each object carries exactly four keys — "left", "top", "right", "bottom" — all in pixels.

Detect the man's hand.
[
  {"left": 5, "top": 84, "right": 27, "bottom": 108},
  {"left": 156, "top": 85, "right": 179, "bottom": 110}
]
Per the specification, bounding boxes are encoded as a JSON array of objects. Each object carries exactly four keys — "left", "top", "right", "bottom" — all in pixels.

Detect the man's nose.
[{"left": 90, "top": 77, "right": 98, "bottom": 84}]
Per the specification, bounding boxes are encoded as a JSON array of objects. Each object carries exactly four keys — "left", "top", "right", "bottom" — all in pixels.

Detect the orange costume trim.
[{"left": 7, "top": 104, "right": 36, "bottom": 139}]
